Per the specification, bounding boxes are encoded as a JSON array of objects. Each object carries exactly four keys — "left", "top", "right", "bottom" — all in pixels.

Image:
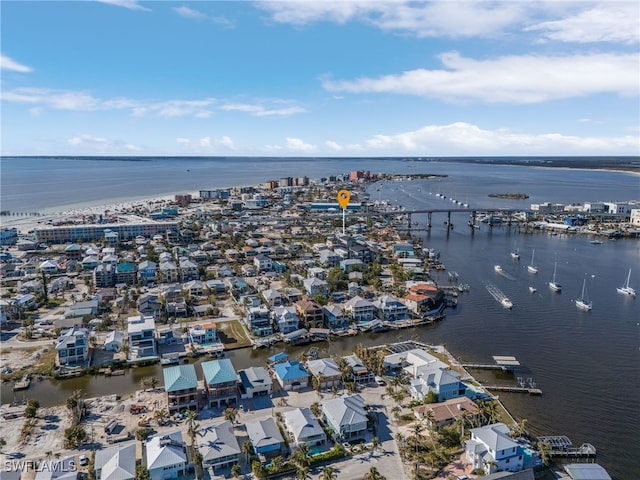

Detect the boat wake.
[
  {"left": 494, "top": 265, "right": 516, "bottom": 281},
  {"left": 486, "top": 282, "right": 513, "bottom": 309}
]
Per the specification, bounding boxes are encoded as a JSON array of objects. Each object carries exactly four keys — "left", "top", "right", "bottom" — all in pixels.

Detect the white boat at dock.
[{"left": 616, "top": 268, "right": 636, "bottom": 297}]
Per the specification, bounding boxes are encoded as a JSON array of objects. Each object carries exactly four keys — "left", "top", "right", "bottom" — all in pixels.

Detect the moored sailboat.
[
  {"left": 575, "top": 277, "right": 592, "bottom": 311},
  {"left": 616, "top": 268, "right": 636, "bottom": 297},
  {"left": 549, "top": 262, "right": 562, "bottom": 292},
  {"left": 527, "top": 250, "right": 538, "bottom": 274}
]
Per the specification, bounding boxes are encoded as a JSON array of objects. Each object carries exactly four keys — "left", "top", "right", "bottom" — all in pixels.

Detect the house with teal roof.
[
  {"left": 273, "top": 360, "right": 309, "bottom": 391},
  {"left": 163, "top": 364, "right": 199, "bottom": 413},
  {"left": 201, "top": 359, "right": 238, "bottom": 408}
]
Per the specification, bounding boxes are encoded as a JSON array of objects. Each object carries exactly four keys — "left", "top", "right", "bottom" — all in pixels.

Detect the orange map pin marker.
[{"left": 337, "top": 190, "right": 351, "bottom": 209}]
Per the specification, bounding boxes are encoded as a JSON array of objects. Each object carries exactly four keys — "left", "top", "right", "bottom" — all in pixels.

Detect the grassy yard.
[{"left": 216, "top": 319, "right": 253, "bottom": 350}]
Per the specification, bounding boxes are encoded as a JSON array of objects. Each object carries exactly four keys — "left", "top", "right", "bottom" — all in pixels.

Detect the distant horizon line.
[{"left": 2, "top": 155, "right": 639, "bottom": 160}]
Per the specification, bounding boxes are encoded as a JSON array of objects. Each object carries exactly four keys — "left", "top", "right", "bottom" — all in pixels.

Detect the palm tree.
[
  {"left": 230, "top": 464, "right": 241, "bottom": 478},
  {"left": 310, "top": 401, "right": 322, "bottom": 418},
  {"left": 322, "top": 466, "right": 338, "bottom": 480},
  {"left": 362, "top": 466, "right": 386, "bottom": 480},
  {"left": 295, "top": 466, "right": 311, "bottom": 480},
  {"left": 511, "top": 418, "right": 528, "bottom": 438},
  {"left": 371, "top": 436, "right": 379, "bottom": 452},
  {"left": 270, "top": 455, "right": 284, "bottom": 473},
  {"left": 0, "top": 437, "right": 6, "bottom": 453},
  {"left": 395, "top": 433, "right": 406, "bottom": 463},
  {"left": 242, "top": 440, "right": 254, "bottom": 463},
  {"left": 183, "top": 411, "right": 204, "bottom": 480},
  {"left": 155, "top": 407, "right": 169, "bottom": 426},
  {"left": 224, "top": 407, "right": 238, "bottom": 425}
]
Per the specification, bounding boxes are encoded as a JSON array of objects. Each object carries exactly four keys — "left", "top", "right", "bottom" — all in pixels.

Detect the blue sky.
[{"left": 2, "top": 1, "right": 639, "bottom": 156}]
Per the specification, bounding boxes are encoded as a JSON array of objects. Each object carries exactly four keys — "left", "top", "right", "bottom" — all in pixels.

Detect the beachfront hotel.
[{"left": 32, "top": 221, "right": 179, "bottom": 244}]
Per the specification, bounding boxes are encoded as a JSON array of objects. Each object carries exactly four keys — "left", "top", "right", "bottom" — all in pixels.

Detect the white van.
[{"left": 374, "top": 376, "right": 386, "bottom": 386}]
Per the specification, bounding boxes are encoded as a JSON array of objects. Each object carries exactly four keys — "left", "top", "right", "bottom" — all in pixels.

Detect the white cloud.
[
  {"left": 257, "top": 1, "right": 529, "bottom": 38},
  {"left": 1, "top": 54, "right": 33, "bottom": 73},
  {"left": 173, "top": 5, "right": 234, "bottom": 27},
  {"left": 175, "top": 135, "right": 237, "bottom": 153},
  {"left": 132, "top": 99, "right": 216, "bottom": 118},
  {"left": 325, "top": 122, "right": 640, "bottom": 155},
  {"left": 525, "top": 3, "right": 640, "bottom": 44},
  {"left": 97, "top": 0, "right": 150, "bottom": 12},
  {"left": 285, "top": 137, "right": 317, "bottom": 152},
  {"left": 67, "top": 133, "right": 142, "bottom": 153},
  {"left": 219, "top": 136, "right": 235, "bottom": 149},
  {"left": 220, "top": 103, "right": 306, "bottom": 117},
  {"left": 323, "top": 52, "right": 639, "bottom": 103},
  {"left": 176, "top": 138, "right": 191, "bottom": 145}
]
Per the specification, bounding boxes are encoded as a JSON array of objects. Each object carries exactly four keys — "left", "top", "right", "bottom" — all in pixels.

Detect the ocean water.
[{"left": 1, "top": 156, "right": 639, "bottom": 478}]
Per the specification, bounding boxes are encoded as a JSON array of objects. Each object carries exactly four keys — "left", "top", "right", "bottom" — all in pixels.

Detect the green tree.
[
  {"left": 24, "top": 399, "right": 40, "bottom": 419},
  {"left": 224, "top": 407, "right": 238, "bottom": 425},
  {"left": 231, "top": 464, "right": 241, "bottom": 478},
  {"left": 362, "top": 466, "right": 386, "bottom": 480},
  {"left": 64, "top": 426, "right": 87, "bottom": 449},
  {"left": 322, "top": 466, "right": 338, "bottom": 480},
  {"left": 135, "top": 427, "right": 151, "bottom": 442},
  {"left": 242, "top": 440, "right": 254, "bottom": 463},
  {"left": 135, "top": 464, "right": 151, "bottom": 480},
  {"left": 310, "top": 401, "right": 322, "bottom": 418},
  {"left": 251, "top": 460, "right": 266, "bottom": 479},
  {"left": 295, "top": 466, "right": 311, "bottom": 480}
]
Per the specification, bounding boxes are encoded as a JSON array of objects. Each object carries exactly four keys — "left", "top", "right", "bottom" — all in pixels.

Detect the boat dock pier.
[
  {"left": 537, "top": 436, "right": 597, "bottom": 459},
  {"left": 484, "top": 384, "right": 543, "bottom": 395},
  {"left": 462, "top": 355, "right": 521, "bottom": 372}
]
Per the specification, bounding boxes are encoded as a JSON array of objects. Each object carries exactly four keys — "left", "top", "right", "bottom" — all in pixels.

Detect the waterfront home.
[
  {"left": 159, "top": 260, "right": 179, "bottom": 283},
  {"left": 295, "top": 297, "right": 325, "bottom": 329},
  {"left": 179, "top": 258, "right": 199, "bottom": 282},
  {"left": 306, "top": 358, "right": 342, "bottom": 389},
  {"left": 246, "top": 305, "right": 273, "bottom": 337},
  {"left": 273, "top": 360, "right": 310, "bottom": 391},
  {"left": 303, "top": 277, "right": 329, "bottom": 297},
  {"left": 405, "top": 283, "right": 444, "bottom": 314},
  {"left": 273, "top": 305, "right": 300, "bottom": 334},
  {"left": 103, "top": 330, "right": 124, "bottom": 352},
  {"left": 321, "top": 394, "right": 368, "bottom": 441},
  {"left": 127, "top": 315, "right": 157, "bottom": 360},
  {"left": 413, "top": 397, "right": 480, "bottom": 429},
  {"left": 373, "top": 294, "right": 409, "bottom": 322},
  {"left": 145, "top": 432, "right": 190, "bottom": 480},
  {"left": 94, "top": 443, "right": 136, "bottom": 480},
  {"left": 564, "top": 464, "right": 612, "bottom": 480},
  {"left": 344, "top": 355, "right": 375, "bottom": 385},
  {"left": 283, "top": 407, "right": 327, "bottom": 448},
  {"left": 238, "top": 366, "right": 272, "bottom": 399},
  {"left": 323, "top": 304, "right": 350, "bottom": 330},
  {"left": 245, "top": 417, "right": 285, "bottom": 457},
  {"left": 465, "top": 423, "right": 524, "bottom": 475},
  {"left": 260, "top": 288, "right": 284, "bottom": 307},
  {"left": 188, "top": 322, "right": 217, "bottom": 345},
  {"left": 201, "top": 359, "right": 239, "bottom": 408},
  {"left": 198, "top": 421, "right": 241, "bottom": 471},
  {"left": 55, "top": 326, "right": 90, "bottom": 366},
  {"left": 409, "top": 365, "right": 465, "bottom": 403},
  {"left": 163, "top": 364, "right": 199, "bottom": 413},
  {"left": 34, "top": 455, "right": 78, "bottom": 480},
  {"left": 343, "top": 295, "right": 375, "bottom": 322}
]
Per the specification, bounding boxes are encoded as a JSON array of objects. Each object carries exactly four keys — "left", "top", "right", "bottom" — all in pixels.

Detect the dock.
[
  {"left": 483, "top": 385, "right": 542, "bottom": 395},
  {"left": 462, "top": 355, "right": 521, "bottom": 372},
  {"left": 537, "top": 435, "right": 597, "bottom": 458}
]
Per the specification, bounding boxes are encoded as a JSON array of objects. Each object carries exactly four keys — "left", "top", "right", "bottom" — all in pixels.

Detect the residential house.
[
  {"left": 82, "top": 255, "right": 100, "bottom": 270},
  {"left": 273, "top": 305, "right": 299, "bottom": 334},
  {"left": 245, "top": 305, "right": 273, "bottom": 337},
  {"left": 344, "top": 355, "right": 375, "bottom": 385},
  {"left": 283, "top": 287, "right": 303, "bottom": 303},
  {"left": 103, "top": 330, "right": 124, "bottom": 352},
  {"left": 303, "top": 277, "right": 329, "bottom": 297},
  {"left": 115, "top": 262, "right": 137, "bottom": 285},
  {"left": 245, "top": 417, "right": 284, "bottom": 457},
  {"left": 34, "top": 455, "right": 78, "bottom": 480},
  {"left": 127, "top": 315, "right": 157, "bottom": 360},
  {"left": 283, "top": 407, "right": 327, "bottom": 448},
  {"left": 343, "top": 295, "right": 375, "bottom": 322},
  {"left": 206, "top": 279, "right": 226, "bottom": 294},
  {"left": 238, "top": 366, "right": 272, "bottom": 399},
  {"left": 321, "top": 394, "right": 368, "bottom": 441},
  {"left": 179, "top": 258, "right": 199, "bottom": 282},
  {"left": 198, "top": 421, "right": 241, "bottom": 471},
  {"left": 55, "top": 326, "right": 90, "bottom": 366},
  {"left": 409, "top": 367, "right": 465, "bottom": 403},
  {"left": 137, "top": 294, "right": 162, "bottom": 319},
  {"left": 295, "top": 297, "right": 325, "bottom": 329},
  {"left": 465, "top": 423, "right": 524, "bottom": 475},
  {"left": 145, "top": 432, "right": 190, "bottom": 480},
  {"left": 318, "top": 250, "right": 340, "bottom": 267},
  {"left": 39, "top": 260, "right": 59, "bottom": 275},
  {"left": 94, "top": 264, "right": 115, "bottom": 288},
  {"left": 201, "top": 359, "right": 238, "bottom": 408},
  {"left": 94, "top": 444, "right": 136, "bottom": 480},
  {"left": 260, "top": 289, "right": 283, "bottom": 307},
  {"left": 163, "top": 364, "right": 199, "bottom": 413},
  {"left": 323, "top": 304, "right": 350, "bottom": 330},
  {"left": 254, "top": 254, "right": 273, "bottom": 272},
  {"left": 273, "top": 360, "right": 310, "bottom": 391},
  {"left": 138, "top": 260, "right": 157, "bottom": 285},
  {"left": 405, "top": 283, "right": 444, "bottom": 315},
  {"left": 339, "top": 258, "right": 365, "bottom": 272},
  {"left": 306, "top": 358, "right": 342, "bottom": 389},
  {"left": 190, "top": 250, "right": 209, "bottom": 265},
  {"left": 102, "top": 254, "right": 118, "bottom": 266},
  {"left": 413, "top": 397, "right": 480, "bottom": 429},
  {"left": 373, "top": 295, "right": 409, "bottom": 322},
  {"left": 159, "top": 261, "right": 179, "bottom": 283},
  {"left": 307, "top": 267, "right": 327, "bottom": 279},
  {"left": 183, "top": 279, "right": 204, "bottom": 297},
  {"left": 188, "top": 322, "right": 218, "bottom": 345}
]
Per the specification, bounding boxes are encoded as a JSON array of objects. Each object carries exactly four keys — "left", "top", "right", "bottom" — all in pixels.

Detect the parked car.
[{"left": 78, "top": 455, "right": 88, "bottom": 466}]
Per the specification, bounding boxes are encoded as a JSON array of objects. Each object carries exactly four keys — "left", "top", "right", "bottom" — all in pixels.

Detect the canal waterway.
[{"left": 1, "top": 157, "right": 638, "bottom": 478}]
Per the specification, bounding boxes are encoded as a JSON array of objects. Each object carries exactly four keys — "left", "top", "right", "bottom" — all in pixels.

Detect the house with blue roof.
[
  {"left": 163, "top": 364, "right": 199, "bottom": 413},
  {"left": 201, "top": 359, "right": 238, "bottom": 408},
  {"left": 273, "top": 360, "right": 309, "bottom": 391}
]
